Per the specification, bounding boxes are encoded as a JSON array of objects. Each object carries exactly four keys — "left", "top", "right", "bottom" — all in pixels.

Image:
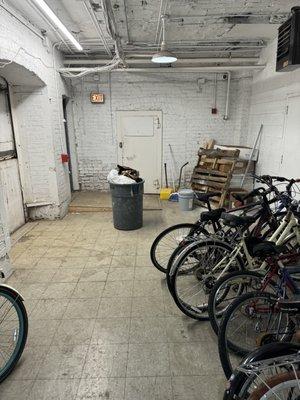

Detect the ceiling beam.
[
  {"left": 82, "top": 0, "right": 112, "bottom": 56},
  {"left": 59, "top": 65, "right": 266, "bottom": 74},
  {"left": 63, "top": 57, "right": 260, "bottom": 66},
  {"left": 101, "top": 0, "right": 124, "bottom": 61}
]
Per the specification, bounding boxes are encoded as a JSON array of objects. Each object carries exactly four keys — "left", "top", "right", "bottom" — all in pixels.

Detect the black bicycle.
[{"left": 0, "top": 273, "right": 28, "bottom": 383}]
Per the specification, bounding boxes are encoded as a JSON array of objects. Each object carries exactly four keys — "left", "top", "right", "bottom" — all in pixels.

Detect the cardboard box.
[{"left": 215, "top": 145, "right": 259, "bottom": 161}]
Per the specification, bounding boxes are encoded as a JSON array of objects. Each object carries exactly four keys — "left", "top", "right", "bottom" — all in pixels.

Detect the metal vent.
[
  {"left": 276, "top": 7, "right": 300, "bottom": 72},
  {"left": 277, "top": 19, "right": 291, "bottom": 61}
]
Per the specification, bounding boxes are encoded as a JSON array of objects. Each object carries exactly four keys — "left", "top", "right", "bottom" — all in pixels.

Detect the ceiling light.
[
  {"left": 151, "top": 15, "right": 177, "bottom": 64},
  {"left": 32, "top": 0, "right": 83, "bottom": 51}
]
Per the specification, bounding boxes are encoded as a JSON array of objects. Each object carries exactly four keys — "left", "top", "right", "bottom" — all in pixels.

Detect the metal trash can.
[
  {"left": 110, "top": 180, "right": 144, "bottom": 230},
  {"left": 178, "top": 189, "right": 194, "bottom": 211}
]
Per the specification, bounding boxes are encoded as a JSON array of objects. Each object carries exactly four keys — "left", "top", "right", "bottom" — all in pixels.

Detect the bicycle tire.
[
  {"left": 218, "top": 292, "right": 293, "bottom": 379},
  {"left": 150, "top": 223, "right": 207, "bottom": 273},
  {"left": 250, "top": 371, "right": 300, "bottom": 400},
  {"left": 168, "top": 239, "right": 245, "bottom": 320},
  {"left": 0, "top": 286, "right": 28, "bottom": 383},
  {"left": 208, "top": 270, "right": 265, "bottom": 336}
]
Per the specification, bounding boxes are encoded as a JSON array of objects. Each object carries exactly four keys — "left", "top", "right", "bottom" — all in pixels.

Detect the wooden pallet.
[{"left": 191, "top": 148, "right": 240, "bottom": 207}]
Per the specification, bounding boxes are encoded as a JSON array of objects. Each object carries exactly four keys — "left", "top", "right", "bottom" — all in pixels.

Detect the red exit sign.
[{"left": 90, "top": 92, "right": 105, "bottom": 103}]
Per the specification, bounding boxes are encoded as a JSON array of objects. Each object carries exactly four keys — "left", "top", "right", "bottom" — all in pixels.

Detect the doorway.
[
  {"left": 116, "top": 110, "right": 162, "bottom": 193},
  {"left": 0, "top": 78, "right": 25, "bottom": 233},
  {"left": 281, "top": 94, "right": 300, "bottom": 179}
]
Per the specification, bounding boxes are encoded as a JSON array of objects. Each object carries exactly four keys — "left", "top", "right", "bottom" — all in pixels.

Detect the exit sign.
[{"left": 90, "top": 92, "right": 104, "bottom": 103}]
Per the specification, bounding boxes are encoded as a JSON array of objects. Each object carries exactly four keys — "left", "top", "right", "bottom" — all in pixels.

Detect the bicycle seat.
[
  {"left": 200, "top": 208, "right": 225, "bottom": 223},
  {"left": 221, "top": 213, "right": 257, "bottom": 227},
  {"left": 278, "top": 295, "right": 300, "bottom": 310},
  {"left": 252, "top": 241, "right": 282, "bottom": 258},
  {"left": 194, "top": 191, "right": 220, "bottom": 203}
]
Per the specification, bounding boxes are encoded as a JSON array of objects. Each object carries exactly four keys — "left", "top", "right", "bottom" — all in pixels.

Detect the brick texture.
[{"left": 71, "top": 72, "right": 253, "bottom": 190}]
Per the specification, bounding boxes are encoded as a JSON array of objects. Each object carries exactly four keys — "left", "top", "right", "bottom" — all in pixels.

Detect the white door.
[
  {"left": 0, "top": 82, "right": 25, "bottom": 233},
  {"left": 117, "top": 111, "right": 162, "bottom": 193},
  {"left": 281, "top": 95, "right": 300, "bottom": 179}
]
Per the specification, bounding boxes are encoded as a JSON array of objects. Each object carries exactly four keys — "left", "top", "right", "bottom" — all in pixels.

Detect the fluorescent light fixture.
[
  {"left": 151, "top": 15, "right": 177, "bottom": 64},
  {"left": 32, "top": 0, "right": 83, "bottom": 51}
]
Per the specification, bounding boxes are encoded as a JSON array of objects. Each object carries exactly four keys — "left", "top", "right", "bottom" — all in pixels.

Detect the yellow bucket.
[{"left": 160, "top": 188, "right": 173, "bottom": 200}]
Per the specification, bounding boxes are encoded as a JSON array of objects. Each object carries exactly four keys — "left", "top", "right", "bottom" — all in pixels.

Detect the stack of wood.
[
  {"left": 191, "top": 147, "right": 240, "bottom": 207},
  {"left": 191, "top": 139, "right": 257, "bottom": 208}
]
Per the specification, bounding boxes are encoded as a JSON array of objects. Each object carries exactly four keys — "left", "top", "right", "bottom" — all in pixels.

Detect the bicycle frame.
[{"left": 207, "top": 211, "right": 300, "bottom": 282}]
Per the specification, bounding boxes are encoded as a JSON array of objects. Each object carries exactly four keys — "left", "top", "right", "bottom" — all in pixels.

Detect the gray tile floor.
[{"left": 1, "top": 204, "right": 226, "bottom": 399}]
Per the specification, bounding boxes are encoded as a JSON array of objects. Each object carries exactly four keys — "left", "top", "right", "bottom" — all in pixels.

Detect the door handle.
[{"left": 119, "top": 142, "right": 123, "bottom": 148}]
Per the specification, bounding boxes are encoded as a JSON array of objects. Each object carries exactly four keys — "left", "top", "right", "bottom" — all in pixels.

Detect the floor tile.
[
  {"left": 132, "top": 296, "right": 165, "bottom": 317},
  {"left": 30, "top": 299, "right": 69, "bottom": 319},
  {"left": 71, "top": 281, "right": 105, "bottom": 298},
  {"left": 129, "top": 317, "right": 167, "bottom": 344},
  {"left": 0, "top": 379, "right": 34, "bottom": 400},
  {"left": 172, "top": 375, "right": 225, "bottom": 400},
  {"left": 41, "top": 282, "right": 76, "bottom": 299},
  {"left": 24, "top": 268, "right": 57, "bottom": 283},
  {"left": 102, "top": 281, "right": 133, "bottom": 298},
  {"left": 26, "top": 319, "right": 60, "bottom": 347},
  {"left": 127, "top": 343, "right": 170, "bottom": 377},
  {"left": 38, "top": 344, "right": 89, "bottom": 379},
  {"left": 52, "top": 268, "right": 83, "bottom": 282},
  {"left": 83, "top": 344, "right": 128, "bottom": 378},
  {"left": 125, "top": 377, "right": 172, "bottom": 400},
  {"left": 79, "top": 266, "right": 109, "bottom": 282},
  {"left": 111, "top": 256, "right": 135, "bottom": 268},
  {"left": 27, "top": 379, "right": 80, "bottom": 400},
  {"left": 169, "top": 342, "right": 222, "bottom": 376},
  {"left": 53, "top": 318, "right": 95, "bottom": 345},
  {"left": 98, "top": 297, "right": 132, "bottom": 318},
  {"left": 8, "top": 346, "right": 48, "bottom": 380},
  {"left": 64, "top": 298, "right": 100, "bottom": 319},
  {"left": 76, "top": 378, "right": 125, "bottom": 400},
  {"left": 91, "top": 318, "right": 130, "bottom": 345},
  {"left": 133, "top": 279, "right": 164, "bottom": 297},
  {"left": 107, "top": 267, "right": 134, "bottom": 281},
  {"left": 19, "top": 283, "right": 48, "bottom": 300}
]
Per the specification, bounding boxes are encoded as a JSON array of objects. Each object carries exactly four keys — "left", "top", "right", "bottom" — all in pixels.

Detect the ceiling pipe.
[
  {"left": 59, "top": 65, "right": 265, "bottom": 74},
  {"left": 0, "top": 2, "right": 45, "bottom": 40},
  {"left": 82, "top": 0, "right": 112, "bottom": 56},
  {"left": 223, "top": 72, "right": 231, "bottom": 120},
  {"left": 63, "top": 57, "right": 259, "bottom": 65}
]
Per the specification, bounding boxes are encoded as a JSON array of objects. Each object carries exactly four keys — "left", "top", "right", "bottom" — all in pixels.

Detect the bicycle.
[
  {"left": 168, "top": 178, "right": 300, "bottom": 320},
  {"left": 218, "top": 240, "right": 300, "bottom": 378},
  {"left": 150, "top": 187, "right": 269, "bottom": 273},
  {"left": 224, "top": 342, "right": 300, "bottom": 400},
  {"left": 0, "top": 270, "right": 28, "bottom": 383}
]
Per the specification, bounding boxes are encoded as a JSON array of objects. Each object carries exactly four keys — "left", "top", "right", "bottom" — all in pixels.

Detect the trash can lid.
[{"left": 178, "top": 189, "right": 194, "bottom": 197}]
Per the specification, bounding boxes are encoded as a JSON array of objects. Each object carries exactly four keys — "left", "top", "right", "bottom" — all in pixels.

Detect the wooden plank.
[
  {"left": 192, "top": 173, "right": 228, "bottom": 183},
  {"left": 194, "top": 167, "right": 229, "bottom": 177},
  {"left": 198, "top": 148, "right": 240, "bottom": 158},
  {"left": 191, "top": 180, "right": 225, "bottom": 190}
]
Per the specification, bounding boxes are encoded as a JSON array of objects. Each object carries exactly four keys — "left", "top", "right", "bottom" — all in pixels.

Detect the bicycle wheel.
[
  {"left": 249, "top": 371, "right": 300, "bottom": 400},
  {"left": 218, "top": 292, "right": 293, "bottom": 379},
  {"left": 224, "top": 342, "right": 300, "bottom": 400},
  {"left": 0, "top": 286, "right": 28, "bottom": 383},
  {"left": 168, "top": 239, "right": 244, "bottom": 320},
  {"left": 150, "top": 223, "right": 208, "bottom": 273},
  {"left": 208, "top": 270, "right": 267, "bottom": 336}
]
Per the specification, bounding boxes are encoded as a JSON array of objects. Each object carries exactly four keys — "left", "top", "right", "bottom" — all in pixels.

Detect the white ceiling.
[{"left": 5, "top": 0, "right": 299, "bottom": 63}]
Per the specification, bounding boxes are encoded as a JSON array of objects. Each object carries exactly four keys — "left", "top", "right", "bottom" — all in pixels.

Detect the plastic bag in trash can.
[{"left": 107, "top": 169, "right": 136, "bottom": 184}]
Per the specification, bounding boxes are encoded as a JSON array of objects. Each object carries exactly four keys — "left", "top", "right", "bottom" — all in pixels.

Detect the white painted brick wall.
[
  {"left": 247, "top": 39, "right": 300, "bottom": 177},
  {"left": 71, "top": 71, "right": 253, "bottom": 190},
  {"left": 0, "top": 5, "right": 71, "bottom": 219}
]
